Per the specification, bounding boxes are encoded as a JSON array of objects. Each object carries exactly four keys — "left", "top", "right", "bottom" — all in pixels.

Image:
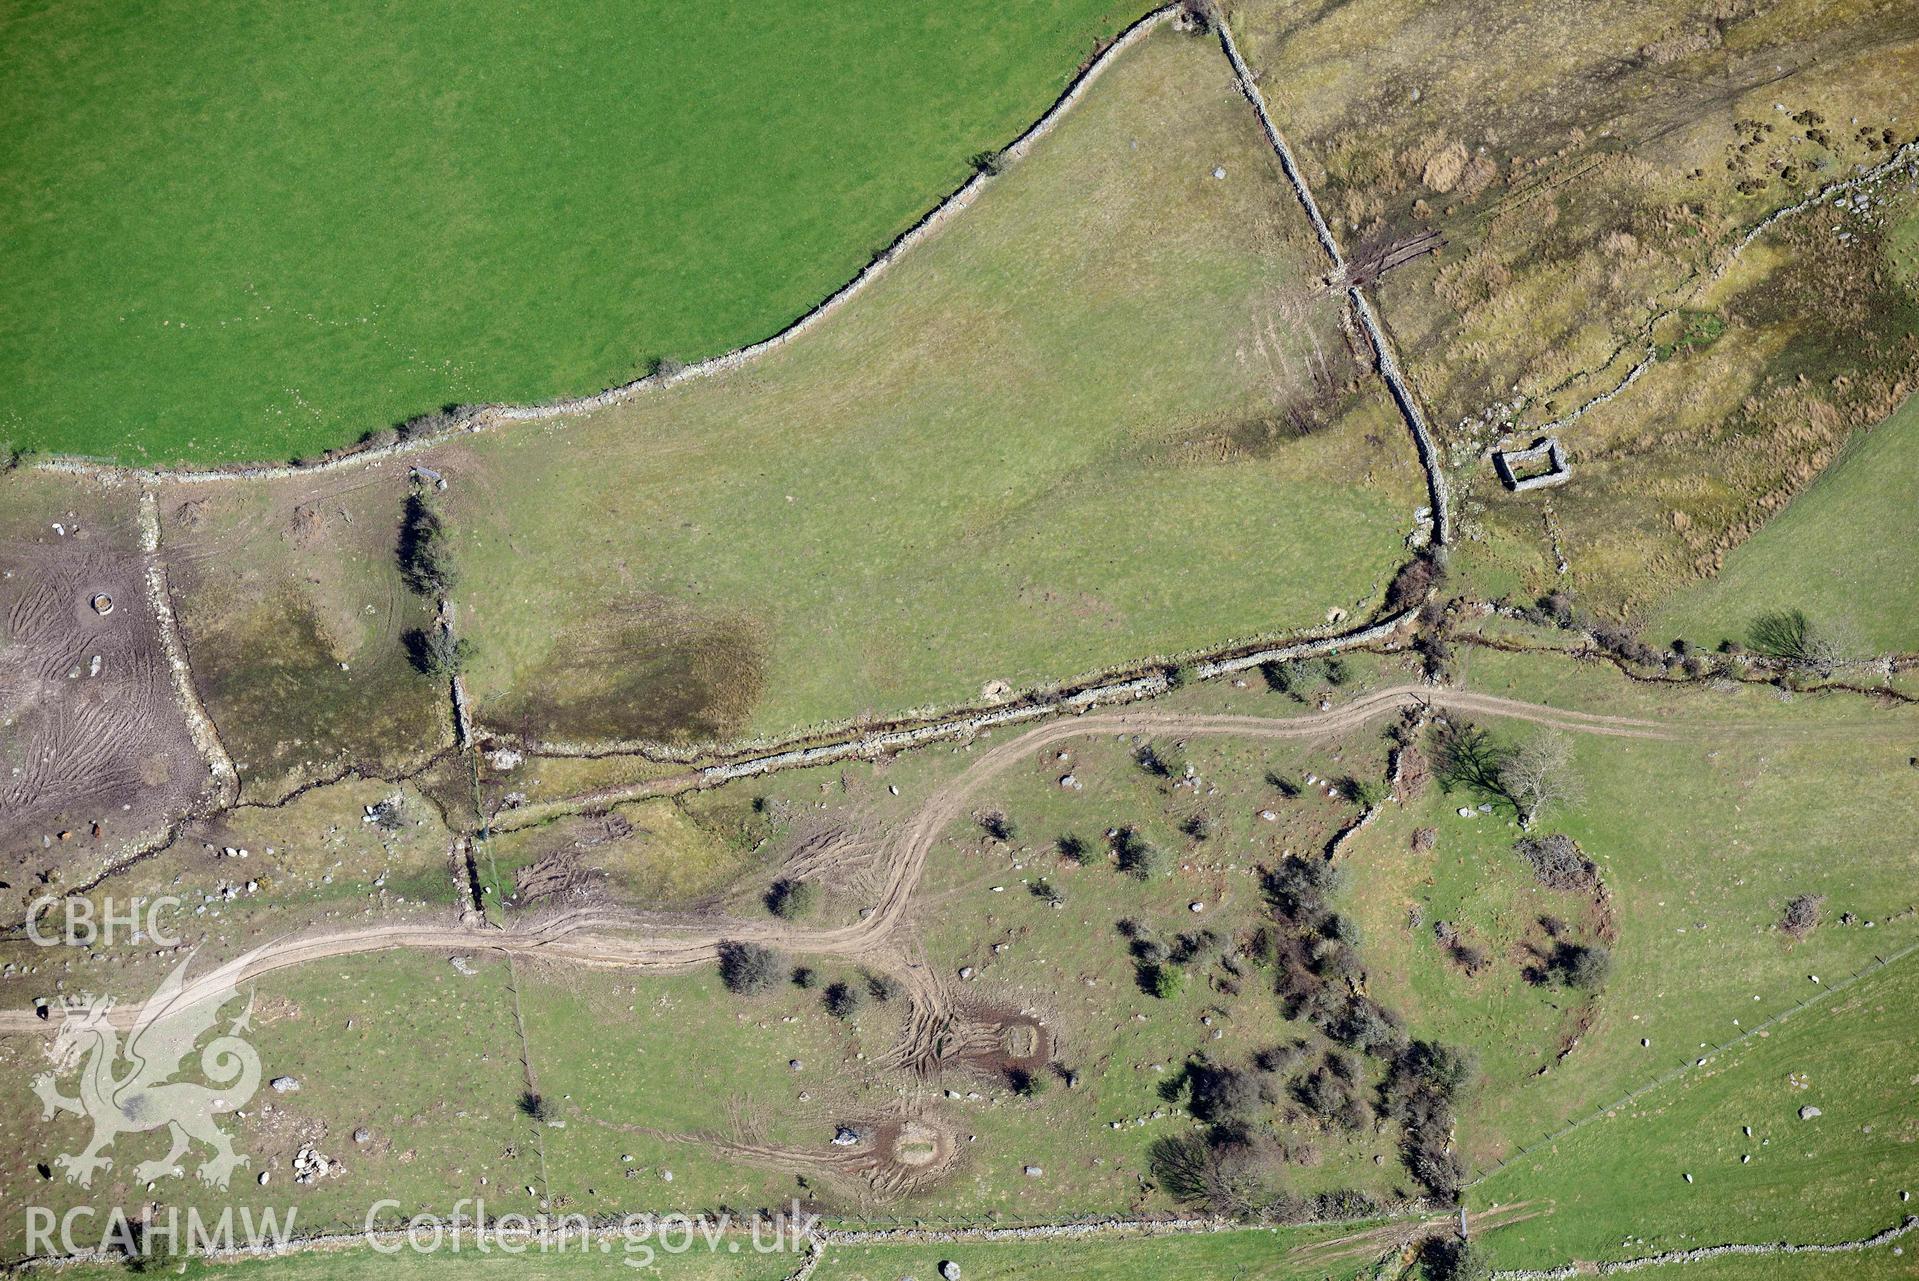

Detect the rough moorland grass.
[
  {"left": 1473, "top": 957, "right": 1919, "bottom": 1269},
  {"left": 1892, "top": 196, "right": 1919, "bottom": 286},
  {"left": 1652, "top": 391, "right": 1919, "bottom": 657},
  {"left": 450, "top": 28, "right": 1423, "bottom": 746},
  {"left": 1225, "top": 0, "right": 1919, "bottom": 630},
  {"left": 159, "top": 477, "right": 452, "bottom": 801},
  {"left": 0, "top": 0, "right": 1140, "bottom": 464},
  {"left": 0, "top": 777, "right": 460, "bottom": 1015},
  {"left": 480, "top": 797, "right": 758, "bottom": 913},
  {"left": 1228, "top": 0, "right": 1916, "bottom": 418},
  {"left": 1451, "top": 205, "right": 1919, "bottom": 623}
]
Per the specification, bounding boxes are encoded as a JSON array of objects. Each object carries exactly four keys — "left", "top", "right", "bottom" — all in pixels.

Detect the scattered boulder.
[
  {"left": 1799, "top": 1105, "right": 1822, "bottom": 1120},
  {"left": 291, "top": 1143, "right": 339, "bottom": 1185},
  {"left": 940, "top": 1262, "right": 961, "bottom": 1281},
  {"left": 270, "top": 1076, "right": 300, "bottom": 1093}
]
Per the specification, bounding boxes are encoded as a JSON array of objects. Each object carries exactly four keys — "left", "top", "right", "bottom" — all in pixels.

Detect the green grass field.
[
  {"left": 1, "top": 0, "right": 1138, "bottom": 464},
  {"left": 47, "top": 1248, "right": 794, "bottom": 1280},
  {"left": 815, "top": 1223, "right": 1372, "bottom": 1280},
  {"left": 516, "top": 962, "right": 963, "bottom": 1219},
  {"left": 1630, "top": 1249, "right": 1918, "bottom": 1280},
  {"left": 1474, "top": 955, "right": 1919, "bottom": 1269},
  {"left": 1394, "top": 648, "right": 1919, "bottom": 1166},
  {"left": 9, "top": 0, "right": 1919, "bottom": 1272},
  {"left": 0, "top": 952, "right": 537, "bottom": 1257},
  {"left": 499, "top": 653, "right": 1919, "bottom": 1226},
  {"left": 449, "top": 27, "right": 1423, "bottom": 746},
  {"left": 39, "top": 1225, "right": 1364, "bottom": 1281},
  {"left": 1653, "top": 391, "right": 1919, "bottom": 657}
]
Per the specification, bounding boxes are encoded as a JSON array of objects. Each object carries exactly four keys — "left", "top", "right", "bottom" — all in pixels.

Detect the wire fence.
[{"left": 1467, "top": 935, "right": 1919, "bottom": 1189}]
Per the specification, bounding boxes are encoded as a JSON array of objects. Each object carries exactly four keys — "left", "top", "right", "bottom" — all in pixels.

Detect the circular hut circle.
[{"left": 89, "top": 593, "right": 114, "bottom": 615}]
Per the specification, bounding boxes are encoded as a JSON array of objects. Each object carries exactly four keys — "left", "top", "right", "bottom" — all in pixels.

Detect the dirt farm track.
[{"left": 0, "top": 685, "right": 1675, "bottom": 1038}]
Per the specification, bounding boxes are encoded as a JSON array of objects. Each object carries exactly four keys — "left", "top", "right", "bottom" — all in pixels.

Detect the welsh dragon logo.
[{"left": 33, "top": 947, "right": 267, "bottom": 1189}]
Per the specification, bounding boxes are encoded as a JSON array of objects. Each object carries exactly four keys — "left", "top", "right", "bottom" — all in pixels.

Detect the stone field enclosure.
[{"left": 4, "top": 0, "right": 1919, "bottom": 1278}]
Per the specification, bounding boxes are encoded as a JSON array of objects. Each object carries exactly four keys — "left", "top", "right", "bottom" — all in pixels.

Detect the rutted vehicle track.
[{"left": 0, "top": 686, "right": 1669, "bottom": 1037}]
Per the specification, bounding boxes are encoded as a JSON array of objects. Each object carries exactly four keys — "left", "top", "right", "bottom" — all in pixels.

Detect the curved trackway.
[{"left": 0, "top": 686, "right": 1669, "bottom": 1037}]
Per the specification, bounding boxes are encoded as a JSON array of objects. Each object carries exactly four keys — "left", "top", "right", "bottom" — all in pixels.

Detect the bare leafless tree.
[{"left": 1499, "top": 731, "right": 1583, "bottom": 828}]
